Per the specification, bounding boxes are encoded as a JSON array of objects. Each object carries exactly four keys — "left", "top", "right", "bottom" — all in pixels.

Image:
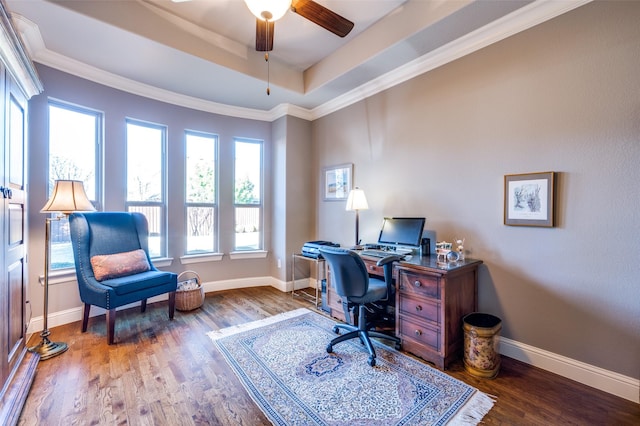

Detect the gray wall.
[
  {"left": 312, "top": 1, "right": 639, "bottom": 378},
  {"left": 270, "top": 115, "right": 314, "bottom": 282}
]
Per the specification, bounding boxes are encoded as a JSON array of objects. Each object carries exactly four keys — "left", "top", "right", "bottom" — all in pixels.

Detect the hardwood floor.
[{"left": 19, "top": 287, "right": 639, "bottom": 425}]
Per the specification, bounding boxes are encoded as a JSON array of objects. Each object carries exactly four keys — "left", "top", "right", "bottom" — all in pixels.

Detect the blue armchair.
[{"left": 69, "top": 212, "right": 177, "bottom": 344}]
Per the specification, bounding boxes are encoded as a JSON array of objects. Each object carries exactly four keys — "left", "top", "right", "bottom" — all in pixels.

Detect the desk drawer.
[
  {"left": 326, "top": 287, "right": 347, "bottom": 322},
  {"left": 398, "top": 316, "right": 440, "bottom": 352},
  {"left": 398, "top": 270, "right": 440, "bottom": 299},
  {"left": 399, "top": 295, "right": 440, "bottom": 324}
]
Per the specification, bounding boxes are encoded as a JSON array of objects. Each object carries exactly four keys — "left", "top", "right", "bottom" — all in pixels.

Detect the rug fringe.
[
  {"left": 207, "top": 308, "right": 310, "bottom": 340},
  {"left": 447, "top": 391, "right": 496, "bottom": 425}
]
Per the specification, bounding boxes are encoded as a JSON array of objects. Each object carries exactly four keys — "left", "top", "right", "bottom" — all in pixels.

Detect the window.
[
  {"left": 47, "top": 101, "right": 101, "bottom": 270},
  {"left": 126, "top": 120, "right": 166, "bottom": 258},
  {"left": 234, "top": 139, "right": 263, "bottom": 251},
  {"left": 185, "top": 131, "right": 218, "bottom": 254}
]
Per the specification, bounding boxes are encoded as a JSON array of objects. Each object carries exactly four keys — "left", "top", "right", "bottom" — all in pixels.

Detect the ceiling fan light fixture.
[{"left": 244, "top": 0, "right": 291, "bottom": 22}]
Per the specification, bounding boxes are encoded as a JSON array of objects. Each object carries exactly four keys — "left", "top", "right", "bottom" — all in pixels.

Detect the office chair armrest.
[{"left": 376, "top": 254, "right": 404, "bottom": 267}]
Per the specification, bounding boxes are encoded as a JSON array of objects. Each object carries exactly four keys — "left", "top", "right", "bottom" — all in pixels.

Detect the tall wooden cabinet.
[{"left": 0, "top": 3, "right": 43, "bottom": 424}]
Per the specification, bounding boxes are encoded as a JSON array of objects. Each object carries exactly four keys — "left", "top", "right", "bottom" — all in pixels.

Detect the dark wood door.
[
  {"left": 1, "top": 73, "right": 28, "bottom": 388},
  {"left": 0, "top": 60, "right": 6, "bottom": 388}
]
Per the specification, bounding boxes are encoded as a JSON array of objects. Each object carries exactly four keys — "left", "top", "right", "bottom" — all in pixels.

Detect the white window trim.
[
  {"left": 185, "top": 130, "right": 219, "bottom": 256},
  {"left": 125, "top": 119, "right": 168, "bottom": 258},
  {"left": 229, "top": 250, "right": 268, "bottom": 260},
  {"left": 180, "top": 253, "right": 224, "bottom": 264},
  {"left": 233, "top": 138, "right": 264, "bottom": 251}
]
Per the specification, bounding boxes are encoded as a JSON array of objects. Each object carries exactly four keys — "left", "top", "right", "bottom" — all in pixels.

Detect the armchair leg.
[
  {"left": 168, "top": 291, "right": 176, "bottom": 320},
  {"left": 82, "top": 303, "right": 91, "bottom": 332},
  {"left": 141, "top": 299, "right": 147, "bottom": 313},
  {"left": 107, "top": 308, "right": 116, "bottom": 345}
]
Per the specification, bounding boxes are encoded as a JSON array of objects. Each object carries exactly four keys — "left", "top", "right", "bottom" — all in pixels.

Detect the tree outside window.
[
  {"left": 234, "top": 140, "right": 262, "bottom": 250},
  {"left": 47, "top": 102, "right": 100, "bottom": 269},
  {"left": 126, "top": 120, "right": 166, "bottom": 258},
  {"left": 185, "top": 132, "right": 217, "bottom": 254}
]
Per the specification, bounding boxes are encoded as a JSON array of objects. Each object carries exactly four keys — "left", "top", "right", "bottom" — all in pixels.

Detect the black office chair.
[{"left": 319, "top": 246, "right": 402, "bottom": 366}]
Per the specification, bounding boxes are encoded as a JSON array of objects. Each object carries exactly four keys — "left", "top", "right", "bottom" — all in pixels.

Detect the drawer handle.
[
  {"left": 414, "top": 329, "right": 422, "bottom": 336},
  {"left": 414, "top": 280, "right": 421, "bottom": 287},
  {"left": 415, "top": 305, "right": 422, "bottom": 312}
]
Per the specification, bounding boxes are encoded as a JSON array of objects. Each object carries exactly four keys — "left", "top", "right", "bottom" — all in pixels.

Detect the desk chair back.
[{"left": 319, "top": 247, "right": 369, "bottom": 299}]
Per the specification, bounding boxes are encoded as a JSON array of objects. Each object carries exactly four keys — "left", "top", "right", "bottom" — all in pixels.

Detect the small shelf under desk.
[{"left": 291, "top": 253, "right": 326, "bottom": 308}]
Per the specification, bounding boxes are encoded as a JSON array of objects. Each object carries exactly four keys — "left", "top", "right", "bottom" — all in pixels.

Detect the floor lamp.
[
  {"left": 345, "top": 187, "right": 369, "bottom": 248},
  {"left": 28, "top": 180, "right": 95, "bottom": 360}
]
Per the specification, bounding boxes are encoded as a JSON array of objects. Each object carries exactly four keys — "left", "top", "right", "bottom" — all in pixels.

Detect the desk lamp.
[
  {"left": 345, "top": 187, "right": 368, "bottom": 247},
  {"left": 29, "top": 180, "right": 95, "bottom": 360}
]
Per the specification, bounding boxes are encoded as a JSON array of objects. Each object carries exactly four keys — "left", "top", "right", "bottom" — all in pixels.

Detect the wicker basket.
[{"left": 176, "top": 270, "right": 204, "bottom": 311}]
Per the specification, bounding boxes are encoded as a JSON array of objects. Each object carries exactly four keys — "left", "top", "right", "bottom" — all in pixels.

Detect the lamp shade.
[
  {"left": 244, "top": 0, "right": 291, "bottom": 21},
  {"left": 345, "top": 187, "right": 369, "bottom": 211},
  {"left": 41, "top": 180, "right": 96, "bottom": 214}
]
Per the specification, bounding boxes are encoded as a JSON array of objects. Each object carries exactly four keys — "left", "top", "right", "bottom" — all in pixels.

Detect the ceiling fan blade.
[
  {"left": 291, "top": 0, "right": 354, "bottom": 38},
  {"left": 255, "top": 18, "right": 275, "bottom": 52}
]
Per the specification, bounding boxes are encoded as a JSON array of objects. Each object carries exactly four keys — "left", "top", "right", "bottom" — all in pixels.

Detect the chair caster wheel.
[
  {"left": 368, "top": 357, "right": 376, "bottom": 367},
  {"left": 395, "top": 343, "right": 402, "bottom": 350},
  {"left": 332, "top": 326, "right": 340, "bottom": 334},
  {"left": 326, "top": 344, "right": 333, "bottom": 353}
]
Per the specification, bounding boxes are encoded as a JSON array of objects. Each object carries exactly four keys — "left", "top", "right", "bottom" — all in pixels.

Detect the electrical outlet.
[{"left": 277, "top": 258, "right": 281, "bottom": 268}]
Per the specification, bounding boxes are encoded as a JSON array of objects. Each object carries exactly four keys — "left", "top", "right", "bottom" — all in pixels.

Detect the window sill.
[
  {"left": 39, "top": 268, "right": 77, "bottom": 286},
  {"left": 180, "top": 253, "right": 224, "bottom": 264},
  {"left": 229, "top": 250, "right": 268, "bottom": 260},
  {"left": 151, "top": 257, "right": 174, "bottom": 268}
]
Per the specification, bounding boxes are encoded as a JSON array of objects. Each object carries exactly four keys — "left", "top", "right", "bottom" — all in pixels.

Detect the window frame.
[
  {"left": 184, "top": 130, "right": 219, "bottom": 256},
  {"left": 233, "top": 138, "right": 264, "bottom": 252},
  {"left": 125, "top": 118, "right": 168, "bottom": 259},
  {"left": 47, "top": 99, "right": 103, "bottom": 271}
]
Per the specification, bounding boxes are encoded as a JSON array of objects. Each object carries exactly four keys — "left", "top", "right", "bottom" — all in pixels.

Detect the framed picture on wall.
[
  {"left": 323, "top": 163, "right": 352, "bottom": 201},
  {"left": 504, "top": 171, "right": 556, "bottom": 227}
]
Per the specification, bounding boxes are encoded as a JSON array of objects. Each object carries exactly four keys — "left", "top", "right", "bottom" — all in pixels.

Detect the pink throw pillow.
[{"left": 90, "top": 249, "right": 150, "bottom": 281}]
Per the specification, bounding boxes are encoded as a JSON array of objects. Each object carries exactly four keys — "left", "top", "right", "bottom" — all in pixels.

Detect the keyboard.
[{"left": 360, "top": 249, "right": 399, "bottom": 258}]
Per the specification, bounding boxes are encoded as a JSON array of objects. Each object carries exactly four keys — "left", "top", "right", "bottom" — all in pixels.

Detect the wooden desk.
[{"left": 326, "top": 254, "right": 482, "bottom": 370}]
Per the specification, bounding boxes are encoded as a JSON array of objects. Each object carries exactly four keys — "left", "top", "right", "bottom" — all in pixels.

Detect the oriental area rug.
[{"left": 208, "top": 308, "right": 494, "bottom": 426}]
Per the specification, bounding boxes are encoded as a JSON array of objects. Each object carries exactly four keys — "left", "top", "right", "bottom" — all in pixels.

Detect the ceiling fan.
[{"left": 244, "top": 0, "right": 354, "bottom": 52}]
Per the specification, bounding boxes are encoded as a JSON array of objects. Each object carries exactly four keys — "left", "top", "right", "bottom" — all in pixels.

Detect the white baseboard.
[
  {"left": 29, "top": 278, "right": 638, "bottom": 404},
  {"left": 289, "top": 277, "right": 318, "bottom": 293},
  {"left": 27, "top": 276, "right": 279, "bottom": 334},
  {"left": 26, "top": 293, "right": 172, "bottom": 335},
  {"left": 201, "top": 276, "right": 275, "bottom": 292},
  {"left": 499, "top": 337, "right": 639, "bottom": 403}
]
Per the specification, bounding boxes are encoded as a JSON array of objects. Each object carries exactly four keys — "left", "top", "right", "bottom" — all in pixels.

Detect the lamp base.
[{"left": 28, "top": 337, "right": 68, "bottom": 361}]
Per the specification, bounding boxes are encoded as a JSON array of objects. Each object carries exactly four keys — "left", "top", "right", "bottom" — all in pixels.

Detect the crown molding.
[
  {"left": 0, "top": 5, "right": 42, "bottom": 98},
  {"left": 14, "top": 0, "right": 592, "bottom": 122}
]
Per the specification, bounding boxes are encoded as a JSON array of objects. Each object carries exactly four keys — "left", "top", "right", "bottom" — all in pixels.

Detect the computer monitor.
[{"left": 377, "top": 217, "right": 426, "bottom": 248}]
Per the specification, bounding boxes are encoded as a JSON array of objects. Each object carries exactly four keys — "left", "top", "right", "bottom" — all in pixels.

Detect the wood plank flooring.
[{"left": 18, "top": 287, "right": 639, "bottom": 425}]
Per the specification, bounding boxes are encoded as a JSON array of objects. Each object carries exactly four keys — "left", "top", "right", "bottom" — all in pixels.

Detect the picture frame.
[
  {"left": 504, "top": 172, "right": 556, "bottom": 227},
  {"left": 323, "top": 163, "right": 352, "bottom": 201}
]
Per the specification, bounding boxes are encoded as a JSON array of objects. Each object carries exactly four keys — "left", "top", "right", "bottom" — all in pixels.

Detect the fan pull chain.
[
  {"left": 264, "top": 15, "right": 271, "bottom": 96},
  {"left": 265, "top": 52, "right": 270, "bottom": 96}
]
